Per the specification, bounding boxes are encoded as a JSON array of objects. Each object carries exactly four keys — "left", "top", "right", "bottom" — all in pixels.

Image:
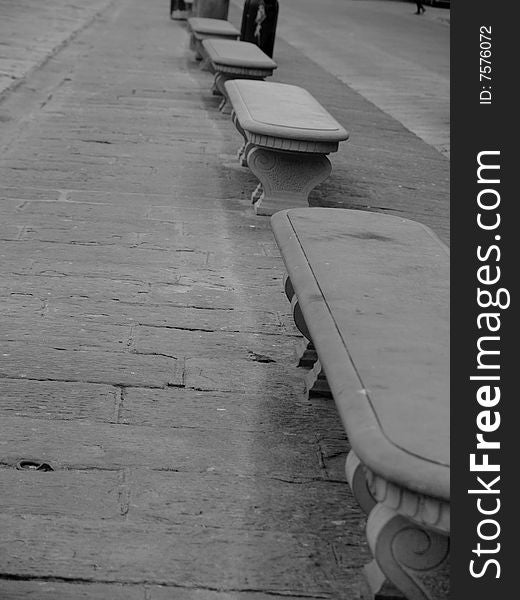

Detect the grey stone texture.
[{"left": 0, "top": 0, "right": 448, "bottom": 598}]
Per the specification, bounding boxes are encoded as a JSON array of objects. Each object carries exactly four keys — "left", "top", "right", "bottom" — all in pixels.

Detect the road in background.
[{"left": 233, "top": 0, "right": 450, "bottom": 156}]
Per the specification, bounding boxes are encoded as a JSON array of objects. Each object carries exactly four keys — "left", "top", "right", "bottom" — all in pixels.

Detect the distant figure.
[
  {"left": 415, "top": 2, "right": 426, "bottom": 14},
  {"left": 254, "top": 2, "right": 267, "bottom": 44}
]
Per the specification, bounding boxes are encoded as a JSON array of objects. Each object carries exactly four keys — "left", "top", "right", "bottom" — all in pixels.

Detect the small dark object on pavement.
[{"left": 16, "top": 459, "right": 54, "bottom": 472}]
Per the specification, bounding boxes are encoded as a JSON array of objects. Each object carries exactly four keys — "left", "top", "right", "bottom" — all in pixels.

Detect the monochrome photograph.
[{"left": 1, "top": 1, "right": 465, "bottom": 599}]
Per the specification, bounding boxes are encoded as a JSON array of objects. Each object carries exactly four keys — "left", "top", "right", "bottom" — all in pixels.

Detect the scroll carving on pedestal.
[{"left": 246, "top": 146, "right": 332, "bottom": 215}]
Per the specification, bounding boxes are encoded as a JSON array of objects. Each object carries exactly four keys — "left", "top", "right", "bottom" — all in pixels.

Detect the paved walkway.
[{"left": 0, "top": 0, "right": 448, "bottom": 598}]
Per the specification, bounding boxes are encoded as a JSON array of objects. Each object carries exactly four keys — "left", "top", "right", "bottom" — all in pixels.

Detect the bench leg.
[
  {"left": 251, "top": 182, "right": 264, "bottom": 203},
  {"left": 191, "top": 40, "right": 214, "bottom": 69},
  {"left": 304, "top": 360, "right": 332, "bottom": 398},
  {"left": 231, "top": 115, "right": 254, "bottom": 166},
  {"left": 290, "top": 295, "right": 311, "bottom": 341},
  {"left": 246, "top": 147, "right": 332, "bottom": 216},
  {"left": 288, "top": 294, "right": 332, "bottom": 396},
  {"left": 232, "top": 110, "right": 246, "bottom": 139},
  {"left": 200, "top": 55, "right": 213, "bottom": 72},
  {"left": 296, "top": 340, "right": 318, "bottom": 368},
  {"left": 232, "top": 114, "right": 248, "bottom": 163},
  {"left": 284, "top": 275, "right": 318, "bottom": 367},
  {"left": 218, "top": 96, "right": 232, "bottom": 114},
  {"left": 238, "top": 141, "right": 255, "bottom": 167},
  {"left": 345, "top": 451, "right": 376, "bottom": 514},
  {"left": 283, "top": 275, "right": 294, "bottom": 301},
  {"left": 365, "top": 503, "right": 450, "bottom": 600},
  {"left": 189, "top": 35, "right": 201, "bottom": 58},
  {"left": 214, "top": 74, "right": 233, "bottom": 113}
]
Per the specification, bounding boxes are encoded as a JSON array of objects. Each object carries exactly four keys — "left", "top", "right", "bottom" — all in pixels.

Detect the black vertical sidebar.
[{"left": 451, "top": 1, "right": 515, "bottom": 598}]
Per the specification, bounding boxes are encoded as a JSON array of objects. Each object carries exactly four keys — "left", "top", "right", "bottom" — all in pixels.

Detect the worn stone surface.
[
  {"left": 0, "top": 0, "right": 114, "bottom": 98},
  {"left": 0, "top": 515, "right": 366, "bottom": 595},
  {"left": 0, "top": 0, "right": 447, "bottom": 597},
  {"left": 0, "top": 379, "right": 115, "bottom": 421}
]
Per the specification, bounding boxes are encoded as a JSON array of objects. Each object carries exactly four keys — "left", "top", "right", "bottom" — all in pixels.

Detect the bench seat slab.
[
  {"left": 202, "top": 39, "right": 277, "bottom": 70},
  {"left": 271, "top": 208, "right": 450, "bottom": 600},
  {"left": 271, "top": 208, "right": 450, "bottom": 497},
  {"left": 187, "top": 17, "right": 239, "bottom": 36},
  {"left": 225, "top": 79, "right": 348, "bottom": 149}
]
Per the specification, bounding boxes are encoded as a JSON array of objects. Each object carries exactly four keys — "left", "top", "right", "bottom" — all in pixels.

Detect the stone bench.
[
  {"left": 225, "top": 80, "right": 349, "bottom": 216},
  {"left": 271, "top": 207, "right": 450, "bottom": 600},
  {"left": 187, "top": 17, "right": 240, "bottom": 59},
  {"left": 201, "top": 39, "right": 276, "bottom": 111}
]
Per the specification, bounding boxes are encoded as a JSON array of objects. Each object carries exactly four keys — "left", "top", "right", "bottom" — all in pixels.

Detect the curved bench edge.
[
  {"left": 225, "top": 80, "right": 350, "bottom": 144},
  {"left": 270, "top": 208, "right": 450, "bottom": 502}
]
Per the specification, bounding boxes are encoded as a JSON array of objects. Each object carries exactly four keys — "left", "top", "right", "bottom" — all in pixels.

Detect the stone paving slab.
[
  {"left": 0, "top": 467, "right": 357, "bottom": 534},
  {"left": 119, "top": 386, "right": 343, "bottom": 436},
  {"left": 0, "top": 515, "right": 366, "bottom": 595},
  {"left": 1, "top": 415, "right": 322, "bottom": 477},
  {"left": 0, "top": 468, "right": 122, "bottom": 518},
  {"left": 0, "top": 379, "right": 117, "bottom": 421},
  {"left": 0, "top": 344, "right": 183, "bottom": 388}
]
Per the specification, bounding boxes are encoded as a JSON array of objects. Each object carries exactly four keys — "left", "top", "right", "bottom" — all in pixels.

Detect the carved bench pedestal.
[
  {"left": 246, "top": 147, "right": 332, "bottom": 216},
  {"left": 366, "top": 502, "right": 450, "bottom": 600},
  {"left": 347, "top": 453, "right": 450, "bottom": 600}
]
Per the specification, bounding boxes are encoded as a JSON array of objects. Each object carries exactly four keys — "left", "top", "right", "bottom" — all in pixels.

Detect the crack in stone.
[
  {"left": 0, "top": 462, "right": 344, "bottom": 487},
  {"left": 0, "top": 375, "right": 168, "bottom": 389},
  {"left": 138, "top": 324, "right": 227, "bottom": 333},
  {"left": 80, "top": 139, "right": 112, "bottom": 144},
  {"left": 137, "top": 323, "right": 295, "bottom": 338},
  {"left": 0, "top": 574, "right": 331, "bottom": 598},
  {"left": 131, "top": 350, "right": 178, "bottom": 360}
]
